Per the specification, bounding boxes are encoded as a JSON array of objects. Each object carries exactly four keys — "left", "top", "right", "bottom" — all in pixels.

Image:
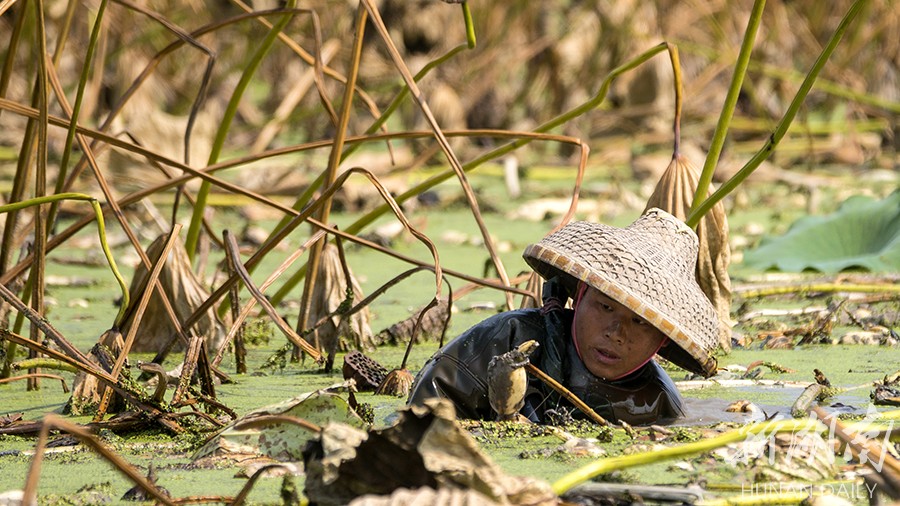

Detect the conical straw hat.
[{"left": 522, "top": 208, "right": 719, "bottom": 377}]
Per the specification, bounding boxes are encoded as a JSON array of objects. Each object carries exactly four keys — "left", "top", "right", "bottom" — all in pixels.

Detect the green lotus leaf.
[{"left": 742, "top": 190, "right": 900, "bottom": 272}]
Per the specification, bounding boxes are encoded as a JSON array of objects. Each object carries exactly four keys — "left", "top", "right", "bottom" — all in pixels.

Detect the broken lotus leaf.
[
  {"left": 302, "top": 399, "right": 557, "bottom": 506},
  {"left": 192, "top": 381, "right": 365, "bottom": 463},
  {"left": 66, "top": 329, "right": 126, "bottom": 415},
  {"left": 743, "top": 191, "right": 900, "bottom": 272},
  {"left": 120, "top": 233, "right": 225, "bottom": 353},
  {"left": 644, "top": 153, "right": 734, "bottom": 351}
]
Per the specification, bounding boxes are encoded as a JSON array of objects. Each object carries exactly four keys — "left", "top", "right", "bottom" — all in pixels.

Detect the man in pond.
[{"left": 407, "top": 208, "right": 721, "bottom": 425}]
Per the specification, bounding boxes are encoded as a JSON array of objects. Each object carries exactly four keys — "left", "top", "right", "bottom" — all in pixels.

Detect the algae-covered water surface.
[
  {"left": 1, "top": 166, "right": 900, "bottom": 503},
  {"left": 1, "top": 197, "right": 898, "bottom": 504}
]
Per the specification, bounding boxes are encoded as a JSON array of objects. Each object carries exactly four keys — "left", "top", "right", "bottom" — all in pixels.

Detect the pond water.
[{"left": 1, "top": 179, "right": 899, "bottom": 503}]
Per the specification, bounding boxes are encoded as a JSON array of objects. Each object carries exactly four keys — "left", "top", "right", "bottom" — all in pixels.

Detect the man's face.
[{"left": 573, "top": 287, "right": 667, "bottom": 380}]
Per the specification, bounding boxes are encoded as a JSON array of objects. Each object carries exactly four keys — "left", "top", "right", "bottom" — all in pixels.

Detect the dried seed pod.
[
  {"left": 375, "top": 369, "right": 415, "bottom": 398},
  {"left": 66, "top": 329, "right": 126, "bottom": 415},
  {"left": 121, "top": 233, "right": 225, "bottom": 354},
  {"left": 342, "top": 350, "right": 389, "bottom": 391}
]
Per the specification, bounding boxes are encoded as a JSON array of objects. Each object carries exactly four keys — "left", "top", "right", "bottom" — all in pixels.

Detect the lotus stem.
[
  {"left": 0, "top": 193, "right": 129, "bottom": 326},
  {"left": 552, "top": 418, "right": 825, "bottom": 495},
  {"left": 462, "top": 2, "right": 476, "bottom": 49},
  {"left": 90, "top": 199, "right": 129, "bottom": 327},
  {"left": 184, "top": 1, "right": 297, "bottom": 261},
  {"left": 696, "top": 491, "right": 817, "bottom": 506},
  {"left": 690, "top": 0, "right": 765, "bottom": 221},
  {"left": 687, "top": 0, "right": 868, "bottom": 227}
]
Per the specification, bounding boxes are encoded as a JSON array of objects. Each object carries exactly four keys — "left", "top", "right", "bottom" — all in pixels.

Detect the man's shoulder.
[{"left": 453, "top": 308, "right": 552, "bottom": 345}]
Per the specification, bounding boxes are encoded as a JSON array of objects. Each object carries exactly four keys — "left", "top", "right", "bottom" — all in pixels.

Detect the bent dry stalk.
[{"left": 22, "top": 414, "right": 176, "bottom": 506}]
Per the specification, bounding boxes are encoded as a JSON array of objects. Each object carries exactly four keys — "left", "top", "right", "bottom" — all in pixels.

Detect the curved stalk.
[
  {"left": 341, "top": 43, "right": 670, "bottom": 238},
  {"left": 0, "top": 194, "right": 129, "bottom": 326}
]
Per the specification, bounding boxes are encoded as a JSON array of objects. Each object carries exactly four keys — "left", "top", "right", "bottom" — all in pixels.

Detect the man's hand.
[{"left": 487, "top": 340, "right": 539, "bottom": 422}]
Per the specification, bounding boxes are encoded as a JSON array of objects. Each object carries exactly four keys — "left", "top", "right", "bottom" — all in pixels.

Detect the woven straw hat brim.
[{"left": 522, "top": 209, "right": 719, "bottom": 377}]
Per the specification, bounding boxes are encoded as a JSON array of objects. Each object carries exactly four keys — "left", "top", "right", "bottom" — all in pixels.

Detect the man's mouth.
[{"left": 594, "top": 347, "right": 621, "bottom": 364}]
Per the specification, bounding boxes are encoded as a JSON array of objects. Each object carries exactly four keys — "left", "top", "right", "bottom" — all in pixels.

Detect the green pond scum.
[
  {"left": 2, "top": 344, "right": 898, "bottom": 505},
  {"left": 0, "top": 177, "right": 898, "bottom": 504}
]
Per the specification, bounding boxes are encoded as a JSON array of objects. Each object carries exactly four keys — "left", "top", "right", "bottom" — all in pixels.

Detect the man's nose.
[{"left": 605, "top": 320, "right": 623, "bottom": 341}]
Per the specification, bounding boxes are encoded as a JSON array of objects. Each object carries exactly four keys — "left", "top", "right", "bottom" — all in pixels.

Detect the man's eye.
[
  {"left": 600, "top": 303, "right": 613, "bottom": 311},
  {"left": 633, "top": 317, "right": 647, "bottom": 325}
]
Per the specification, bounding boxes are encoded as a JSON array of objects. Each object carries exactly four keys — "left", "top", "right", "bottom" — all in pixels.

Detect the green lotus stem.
[
  {"left": 0, "top": 193, "right": 129, "bottom": 327},
  {"left": 184, "top": 1, "right": 297, "bottom": 261},
  {"left": 0, "top": 192, "right": 92, "bottom": 213},
  {"left": 462, "top": 2, "right": 476, "bottom": 49},
  {"left": 690, "top": 0, "right": 765, "bottom": 220},
  {"left": 687, "top": 0, "right": 868, "bottom": 227},
  {"left": 735, "top": 283, "right": 900, "bottom": 299},
  {"left": 12, "top": 358, "right": 78, "bottom": 373},
  {"left": 91, "top": 199, "right": 129, "bottom": 327},
  {"left": 48, "top": 0, "right": 109, "bottom": 228},
  {"left": 552, "top": 418, "right": 824, "bottom": 495}
]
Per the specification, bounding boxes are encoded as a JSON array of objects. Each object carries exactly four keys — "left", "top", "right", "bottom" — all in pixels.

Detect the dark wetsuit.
[{"left": 407, "top": 281, "right": 685, "bottom": 425}]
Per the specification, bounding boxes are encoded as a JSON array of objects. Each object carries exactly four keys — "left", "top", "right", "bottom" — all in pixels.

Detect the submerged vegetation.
[{"left": 0, "top": 0, "right": 898, "bottom": 504}]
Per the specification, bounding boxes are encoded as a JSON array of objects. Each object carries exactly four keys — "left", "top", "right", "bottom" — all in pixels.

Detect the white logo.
[{"left": 724, "top": 405, "right": 894, "bottom": 472}]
